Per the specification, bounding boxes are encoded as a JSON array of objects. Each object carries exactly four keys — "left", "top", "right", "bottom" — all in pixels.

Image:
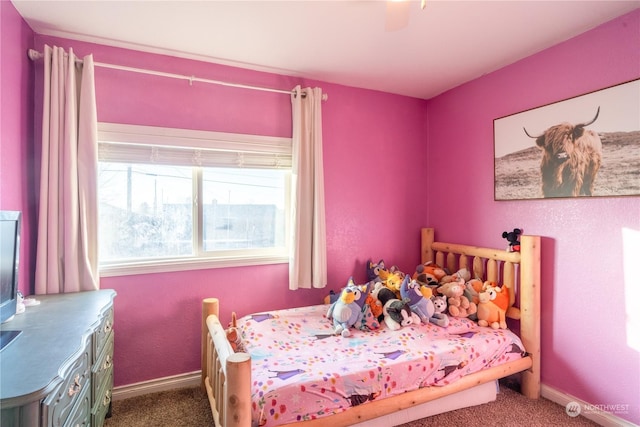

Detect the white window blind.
[{"left": 98, "top": 123, "right": 292, "bottom": 169}]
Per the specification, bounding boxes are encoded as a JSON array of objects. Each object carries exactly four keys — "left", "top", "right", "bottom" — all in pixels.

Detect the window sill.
[{"left": 99, "top": 254, "right": 288, "bottom": 277}]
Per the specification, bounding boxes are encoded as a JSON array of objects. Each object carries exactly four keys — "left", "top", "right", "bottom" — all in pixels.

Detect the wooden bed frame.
[{"left": 201, "top": 227, "right": 541, "bottom": 427}]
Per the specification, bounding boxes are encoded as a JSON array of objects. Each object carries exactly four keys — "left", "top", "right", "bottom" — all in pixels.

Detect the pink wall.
[
  {"left": 426, "top": 10, "right": 640, "bottom": 424},
  {"left": 29, "top": 35, "right": 429, "bottom": 387},
  {"left": 4, "top": 2, "right": 638, "bottom": 423},
  {"left": 0, "top": 1, "right": 35, "bottom": 296}
]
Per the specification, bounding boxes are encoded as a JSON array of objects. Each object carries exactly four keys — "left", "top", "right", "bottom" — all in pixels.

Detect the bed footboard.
[{"left": 202, "top": 298, "right": 252, "bottom": 427}]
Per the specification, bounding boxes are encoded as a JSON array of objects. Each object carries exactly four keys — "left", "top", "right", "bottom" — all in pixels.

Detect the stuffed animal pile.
[{"left": 323, "top": 257, "right": 515, "bottom": 333}]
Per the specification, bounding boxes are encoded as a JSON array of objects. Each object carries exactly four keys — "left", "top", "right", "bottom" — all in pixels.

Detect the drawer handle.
[
  {"left": 103, "top": 389, "right": 112, "bottom": 407},
  {"left": 103, "top": 354, "right": 113, "bottom": 370},
  {"left": 68, "top": 375, "right": 82, "bottom": 397},
  {"left": 104, "top": 320, "right": 113, "bottom": 334}
]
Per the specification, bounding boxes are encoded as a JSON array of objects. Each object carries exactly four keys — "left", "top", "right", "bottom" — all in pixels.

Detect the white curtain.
[
  {"left": 289, "top": 86, "right": 327, "bottom": 290},
  {"left": 35, "top": 45, "right": 99, "bottom": 294}
]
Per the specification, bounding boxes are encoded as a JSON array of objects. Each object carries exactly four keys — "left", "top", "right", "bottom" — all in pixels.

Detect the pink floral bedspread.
[{"left": 237, "top": 304, "right": 525, "bottom": 427}]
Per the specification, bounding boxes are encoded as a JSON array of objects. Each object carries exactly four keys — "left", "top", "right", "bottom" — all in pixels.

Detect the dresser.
[{"left": 0, "top": 289, "right": 116, "bottom": 427}]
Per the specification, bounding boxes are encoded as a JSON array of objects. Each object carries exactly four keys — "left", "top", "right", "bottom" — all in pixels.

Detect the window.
[{"left": 97, "top": 123, "right": 291, "bottom": 276}]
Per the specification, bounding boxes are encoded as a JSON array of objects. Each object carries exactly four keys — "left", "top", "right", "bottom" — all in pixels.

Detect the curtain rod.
[{"left": 27, "top": 48, "right": 327, "bottom": 101}]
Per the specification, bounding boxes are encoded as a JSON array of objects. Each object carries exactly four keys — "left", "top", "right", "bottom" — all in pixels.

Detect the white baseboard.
[
  {"left": 112, "top": 371, "right": 201, "bottom": 401},
  {"left": 541, "top": 384, "right": 638, "bottom": 427}
]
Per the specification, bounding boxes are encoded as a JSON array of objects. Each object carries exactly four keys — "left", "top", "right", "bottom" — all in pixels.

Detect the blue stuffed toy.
[
  {"left": 400, "top": 275, "right": 449, "bottom": 327},
  {"left": 326, "top": 278, "right": 367, "bottom": 337},
  {"left": 366, "top": 259, "right": 386, "bottom": 283}
]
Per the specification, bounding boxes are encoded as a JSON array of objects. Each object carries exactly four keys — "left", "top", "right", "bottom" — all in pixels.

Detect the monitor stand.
[{"left": 0, "top": 330, "right": 22, "bottom": 351}]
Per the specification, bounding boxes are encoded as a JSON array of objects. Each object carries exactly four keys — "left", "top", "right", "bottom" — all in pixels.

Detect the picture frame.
[{"left": 493, "top": 78, "right": 640, "bottom": 200}]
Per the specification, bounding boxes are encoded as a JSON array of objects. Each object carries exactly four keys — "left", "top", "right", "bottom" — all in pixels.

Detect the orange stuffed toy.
[
  {"left": 477, "top": 282, "right": 510, "bottom": 329},
  {"left": 378, "top": 268, "right": 405, "bottom": 299},
  {"left": 226, "top": 312, "right": 245, "bottom": 352},
  {"left": 413, "top": 262, "right": 447, "bottom": 294}
]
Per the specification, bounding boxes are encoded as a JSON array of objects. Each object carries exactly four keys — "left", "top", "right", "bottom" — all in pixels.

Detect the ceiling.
[{"left": 12, "top": 0, "right": 640, "bottom": 100}]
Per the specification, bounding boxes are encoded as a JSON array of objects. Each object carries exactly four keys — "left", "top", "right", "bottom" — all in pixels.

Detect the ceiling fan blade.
[{"left": 385, "top": 1, "right": 411, "bottom": 32}]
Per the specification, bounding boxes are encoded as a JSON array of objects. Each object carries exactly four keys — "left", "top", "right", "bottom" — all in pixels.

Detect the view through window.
[{"left": 97, "top": 124, "right": 291, "bottom": 272}]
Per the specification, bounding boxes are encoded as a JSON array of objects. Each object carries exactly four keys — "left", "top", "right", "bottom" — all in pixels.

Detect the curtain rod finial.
[{"left": 28, "top": 49, "right": 42, "bottom": 61}]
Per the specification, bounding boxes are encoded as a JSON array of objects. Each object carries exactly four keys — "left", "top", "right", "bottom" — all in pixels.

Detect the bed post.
[
  {"left": 421, "top": 228, "right": 435, "bottom": 264},
  {"left": 202, "top": 298, "right": 220, "bottom": 392},
  {"left": 519, "top": 235, "right": 541, "bottom": 399},
  {"left": 225, "top": 353, "right": 252, "bottom": 427}
]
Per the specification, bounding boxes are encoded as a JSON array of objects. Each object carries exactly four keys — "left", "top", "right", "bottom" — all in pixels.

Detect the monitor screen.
[{"left": 0, "top": 211, "right": 21, "bottom": 324}]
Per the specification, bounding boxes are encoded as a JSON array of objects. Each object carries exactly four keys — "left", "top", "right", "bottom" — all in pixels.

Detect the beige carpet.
[{"left": 105, "top": 381, "right": 599, "bottom": 427}]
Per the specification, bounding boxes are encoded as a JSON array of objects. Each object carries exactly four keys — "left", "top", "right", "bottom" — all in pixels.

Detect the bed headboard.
[{"left": 420, "top": 227, "right": 541, "bottom": 397}]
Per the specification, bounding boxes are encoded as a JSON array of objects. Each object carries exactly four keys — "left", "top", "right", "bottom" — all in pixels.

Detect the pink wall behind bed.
[
  {"left": 29, "top": 34, "right": 429, "bottom": 388},
  {"left": 426, "top": 9, "right": 640, "bottom": 424}
]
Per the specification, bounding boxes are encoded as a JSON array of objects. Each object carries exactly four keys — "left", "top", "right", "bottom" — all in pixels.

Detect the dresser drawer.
[
  {"left": 91, "top": 369, "right": 113, "bottom": 427},
  {"left": 42, "top": 341, "right": 91, "bottom": 427},
  {"left": 62, "top": 382, "right": 90, "bottom": 427},
  {"left": 92, "top": 331, "right": 114, "bottom": 397},
  {"left": 93, "top": 307, "right": 114, "bottom": 362},
  {"left": 92, "top": 331, "right": 114, "bottom": 410}
]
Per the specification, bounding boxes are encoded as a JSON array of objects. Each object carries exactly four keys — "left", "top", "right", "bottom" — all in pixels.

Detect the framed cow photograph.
[{"left": 493, "top": 78, "right": 640, "bottom": 200}]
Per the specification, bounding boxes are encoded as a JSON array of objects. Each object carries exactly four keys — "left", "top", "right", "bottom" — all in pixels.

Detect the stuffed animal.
[
  {"left": 486, "top": 281, "right": 510, "bottom": 322},
  {"left": 324, "top": 289, "right": 338, "bottom": 305},
  {"left": 502, "top": 228, "right": 522, "bottom": 252},
  {"left": 477, "top": 282, "right": 510, "bottom": 329},
  {"left": 399, "top": 276, "right": 448, "bottom": 327},
  {"left": 431, "top": 296, "right": 449, "bottom": 327},
  {"left": 413, "top": 262, "right": 447, "bottom": 290},
  {"left": 226, "top": 312, "right": 245, "bottom": 353},
  {"left": 464, "top": 278, "right": 484, "bottom": 305},
  {"left": 486, "top": 282, "right": 510, "bottom": 314},
  {"left": 373, "top": 279, "right": 419, "bottom": 330},
  {"left": 326, "top": 279, "right": 368, "bottom": 337},
  {"left": 378, "top": 268, "right": 405, "bottom": 299},
  {"left": 366, "top": 259, "right": 386, "bottom": 282},
  {"left": 463, "top": 278, "right": 484, "bottom": 321},
  {"left": 373, "top": 284, "right": 397, "bottom": 315},
  {"left": 399, "top": 275, "right": 428, "bottom": 322},
  {"left": 436, "top": 278, "right": 477, "bottom": 318},
  {"left": 352, "top": 279, "right": 380, "bottom": 331},
  {"left": 439, "top": 268, "right": 471, "bottom": 285},
  {"left": 366, "top": 281, "right": 386, "bottom": 322},
  {"left": 382, "top": 297, "right": 421, "bottom": 331},
  {"left": 388, "top": 265, "right": 406, "bottom": 277}
]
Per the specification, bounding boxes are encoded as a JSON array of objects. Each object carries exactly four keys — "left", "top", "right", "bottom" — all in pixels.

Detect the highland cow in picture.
[
  {"left": 495, "top": 79, "right": 639, "bottom": 200},
  {"left": 524, "top": 107, "right": 602, "bottom": 198}
]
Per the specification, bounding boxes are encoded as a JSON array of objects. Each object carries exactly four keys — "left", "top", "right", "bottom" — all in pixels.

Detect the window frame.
[{"left": 97, "top": 123, "right": 291, "bottom": 277}]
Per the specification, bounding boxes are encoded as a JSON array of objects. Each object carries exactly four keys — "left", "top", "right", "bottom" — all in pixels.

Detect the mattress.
[{"left": 237, "top": 304, "right": 526, "bottom": 427}]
